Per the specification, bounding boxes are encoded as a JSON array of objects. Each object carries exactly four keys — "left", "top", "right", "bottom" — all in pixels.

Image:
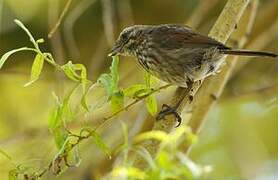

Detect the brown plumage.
[
  {"left": 109, "top": 24, "right": 277, "bottom": 126},
  {"left": 109, "top": 24, "right": 277, "bottom": 87}
]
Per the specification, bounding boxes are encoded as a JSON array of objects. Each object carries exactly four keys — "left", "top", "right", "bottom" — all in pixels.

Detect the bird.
[{"left": 108, "top": 24, "right": 277, "bottom": 126}]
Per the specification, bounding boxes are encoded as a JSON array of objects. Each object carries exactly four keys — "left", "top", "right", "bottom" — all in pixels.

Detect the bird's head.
[{"left": 108, "top": 25, "right": 147, "bottom": 57}]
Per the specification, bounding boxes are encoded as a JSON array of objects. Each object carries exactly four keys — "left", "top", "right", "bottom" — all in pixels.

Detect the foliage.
[
  {"left": 0, "top": 20, "right": 207, "bottom": 179},
  {"left": 111, "top": 126, "right": 210, "bottom": 180}
]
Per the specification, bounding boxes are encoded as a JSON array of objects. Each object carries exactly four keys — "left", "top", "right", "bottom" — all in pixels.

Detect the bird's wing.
[{"left": 150, "top": 24, "right": 229, "bottom": 50}]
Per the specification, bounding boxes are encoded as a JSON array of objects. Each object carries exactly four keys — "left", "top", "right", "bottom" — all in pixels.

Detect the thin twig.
[
  {"left": 28, "top": 84, "right": 171, "bottom": 178},
  {"left": 48, "top": 0, "right": 73, "bottom": 38},
  {"left": 186, "top": 0, "right": 258, "bottom": 154},
  {"left": 132, "top": 0, "right": 251, "bottom": 169},
  {"left": 94, "top": 84, "right": 171, "bottom": 131}
]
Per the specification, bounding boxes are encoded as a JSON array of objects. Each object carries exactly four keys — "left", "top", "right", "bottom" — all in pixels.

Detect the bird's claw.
[{"left": 156, "top": 104, "right": 182, "bottom": 127}]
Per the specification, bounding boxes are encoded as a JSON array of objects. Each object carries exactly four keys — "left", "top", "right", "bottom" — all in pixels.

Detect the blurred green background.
[{"left": 0, "top": 0, "right": 277, "bottom": 179}]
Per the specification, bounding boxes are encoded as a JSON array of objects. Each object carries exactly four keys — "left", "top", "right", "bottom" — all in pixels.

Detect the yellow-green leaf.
[
  {"left": 145, "top": 95, "right": 157, "bottom": 116},
  {"left": 91, "top": 131, "right": 111, "bottom": 158},
  {"left": 24, "top": 53, "right": 44, "bottom": 87},
  {"left": 0, "top": 47, "right": 36, "bottom": 69},
  {"left": 134, "top": 130, "right": 168, "bottom": 143},
  {"left": 123, "top": 84, "right": 147, "bottom": 98},
  {"left": 111, "top": 91, "right": 124, "bottom": 113}
]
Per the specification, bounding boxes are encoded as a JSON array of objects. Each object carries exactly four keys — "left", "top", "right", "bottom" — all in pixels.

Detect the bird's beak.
[{"left": 108, "top": 43, "right": 123, "bottom": 57}]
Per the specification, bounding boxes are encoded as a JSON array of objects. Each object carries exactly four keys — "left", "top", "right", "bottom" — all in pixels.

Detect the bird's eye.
[{"left": 121, "top": 33, "right": 129, "bottom": 41}]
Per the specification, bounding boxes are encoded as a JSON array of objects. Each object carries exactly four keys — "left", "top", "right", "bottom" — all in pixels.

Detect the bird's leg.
[{"left": 156, "top": 80, "right": 194, "bottom": 127}]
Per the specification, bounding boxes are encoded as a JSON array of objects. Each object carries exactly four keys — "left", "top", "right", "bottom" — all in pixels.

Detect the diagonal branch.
[{"left": 133, "top": 0, "right": 251, "bottom": 168}]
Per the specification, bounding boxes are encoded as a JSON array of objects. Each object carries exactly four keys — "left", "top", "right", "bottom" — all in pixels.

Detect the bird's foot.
[{"left": 156, "top": 104, "right": 182, "bottom": 127}]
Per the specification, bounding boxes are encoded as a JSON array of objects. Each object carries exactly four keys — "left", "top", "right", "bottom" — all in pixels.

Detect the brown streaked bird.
[{"left": 109, "top": 24, "right": 277, "bottom": 126}]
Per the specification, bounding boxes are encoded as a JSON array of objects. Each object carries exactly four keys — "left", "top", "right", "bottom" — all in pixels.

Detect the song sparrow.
[{"left": 109, "top": 24, "right": 277, "bottom": 125}]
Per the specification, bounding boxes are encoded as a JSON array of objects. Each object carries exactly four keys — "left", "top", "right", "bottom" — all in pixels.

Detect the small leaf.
[
  {"left": 24, "top": 53, "right": 44, "bottom": 87},
  {"left": 14, "top": 19, "right": 37, "bottom": 48},
  {"left": 145, "top": 95, "right": 157, "bottom": 116},
  {"left": 110, "top": 56, "right": 120, "bottom": 88},
  {"left": 111, "top": 91, "right": 124, "bottom": 113},
  {"left": 81, "top": 93, "right": 90, "bottom": 112},
  {"left": 144, "top": 72, "right": 151, "bottom": 88},
  {"left": 61, "top": 61, "right": 80, "bottom": 82},
  {"left": 112, "top": 167, "right": 147, "bottom": 179},
  {"left": 8, "top": 169, "right": 18, "bottom": 180},
  {"left": 134, "top": 130, "right": 168, "bottom": 143},
  {"left": 53, "top": 128, "right": 68, "bottom": 149},
  {"left": 36, "top": 38, "right": 44, "bottom": 43},
  {"left": 134, "top": 88, "right": 152, "bottom": 98},
  {"left": 91, "top": 131, "right": 111, "bottom": 158},
  {"left": 48, "top": 106, "right": 62, "bottom": 129},
  {"left": 74, "top": 64, "right": 88, "bottom": 90},
  {"left": 0, "top": 47, "right": 36, "bottom": 69},
  {"left": 98, "top": 74, "right": 113, "bottom": 97},
  {"left": 157, "top": 150, "right": 171, "bottom": 170},
  {"left": 123, "top": 84, "right": 147, "bottom": 98}
]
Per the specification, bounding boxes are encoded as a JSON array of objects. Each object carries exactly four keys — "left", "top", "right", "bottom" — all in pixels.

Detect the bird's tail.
[{"left": 220, "top": 49, "right": 277, "bottom": 58}]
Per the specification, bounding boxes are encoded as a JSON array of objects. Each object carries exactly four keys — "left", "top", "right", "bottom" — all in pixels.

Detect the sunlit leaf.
[
  {"left": 36, "top": 38, "right": 45, "bottom": 44},
  {"left": 145, "top": 95, "right": 157, "bottom": 116},
  {"left": 81, "top": 92, "right": 90, "bottom": 112},
  {"left": 48, "top": 86, "right": 77, "bottom": 129},
  {"left": 61, "top": 61, "right": 80, "bottom": 82},
  {"left": 144, "top": 72, "right": 151, "bottom": 88},
  {"left": 74, "top": 63, "right": 88, "bottom": 90},
  {"left": 156, "top": 150, "right": 171, "bottom": 170},
  {"left": 134, "top": 130, "right": 168, "bottom": 143},
  {"left": 0, "top": 47, "right": 36, "bottom": 69},
  {"left": 112, "top": 167, "right": 147, "bottom": 179},
  {"left": 98, "top": 74, "right": 113, "bottom": 97},
  {"left": 8, "top": 169, "right": 17, "bottom": 180},
  {"left": 66, "top": 146, "right": 82, "bottom": 167},
  {"left": 91, "top": 131, "right": 111, "bottom": 158},
  {"left": 53, "top": 128, "right": 68, "bottom": 149},
  {"left": 134, "top": 88, "right": 152, "bottom": 98},
  {"left": 111, "top": 91, "right": 124, "bottom": 113},
  {"left": 123, "top": 84, "right": 146, "bottom": 98},
  {"left": 14, "top": 19, "right": 38, "bottom": 47},
  {"left": 48, "top": 106, "right": 63, "bottom": 129},
  {"left": 110, "top": 56, "right": 120, "bottom": 89},
  {"left": 24, "top": 53, "right": 44, "bottom": 87}
]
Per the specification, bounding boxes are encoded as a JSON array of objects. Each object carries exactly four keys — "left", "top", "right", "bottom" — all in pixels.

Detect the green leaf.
[
  {"left": 98, "top": 74, "right": 113, "bottom": 97},
  {"left": 134, "top": 130, "right": 168, "bottom": 143},
  {"left": 24, "top": 53, "right": 44, "bottom": 87},
  {"left": 48, "top": 106, "right": 63, "bottom": 129},
  {"left": 111, "top": 91, "right": 124, "bottom": 113},
  {"left": 98, "top": 56, "right": 121, "bottom": 101},
  {"left": 53, "top": 128, "right": 68, "bottom": 149},
  {"left": 91, "top": 131, "right": 111, "bottom": 158},
  {"left": 123, "top": 84, "right": 147, "bottom": 98},
  {"left": 36, "top": 38, "right": 44, "bottom": 43},
  {"left": 110, "top": 56, "right": 120, "bottom": 88},
  {"left": 0, "top": 149, "right": 12, "bottom": 161},
  {"left": 157, "top": 150, "right": 171, "bottom": 170},
  {"left": 0, "top": 47, "right": 37, "bottom": 69},
  {"left": 61, "top": 61, "right": 81, "bottom": 82},
  {"left": 81, "top": 92, "right": 90, "bottom": 112},
  {"left": 8, "top": 169, "right": 18, "bottom": 180},
  {"left": 134, "top": 88, "right": 152, "bottom": 98},
  {"left": 144, "top": 72, "right": 151, "bottom": 88},
  {"left": 14, "top": 19, "right": 38, "bottom": 49},
  {"left": 112, "top": 167, "right": 147, "bottom": 179},
  {"left": 145, "top": 95, "right": 157, "bottom": 116}
]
